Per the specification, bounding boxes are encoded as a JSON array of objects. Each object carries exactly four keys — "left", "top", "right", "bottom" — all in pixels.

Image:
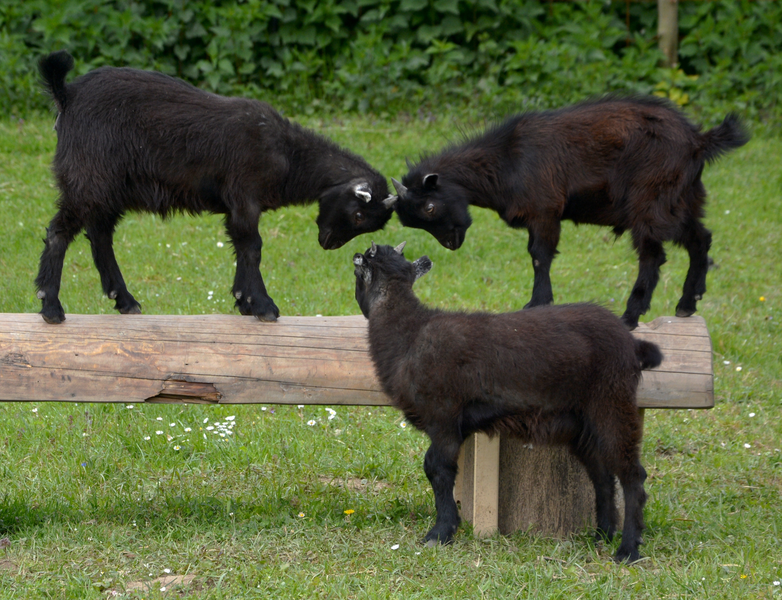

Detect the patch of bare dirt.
[
  {"left": 0, "top": 559, "right": 17, "bottom": 573},
  {"left": 318, "top": 476, "right": 391, "bottom": 493},
  {"left": 112, "top": 574, "right": 196, "bottom": 596}
]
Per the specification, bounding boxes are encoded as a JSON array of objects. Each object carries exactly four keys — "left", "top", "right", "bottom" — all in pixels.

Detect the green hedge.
[{"left": 2, "top": 0, "right": 780, "bottom": 123}]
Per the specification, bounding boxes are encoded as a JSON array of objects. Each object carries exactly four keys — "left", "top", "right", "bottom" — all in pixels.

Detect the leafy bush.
[{"left": 1, "top": 0, "right": 780, "bottom": 123}]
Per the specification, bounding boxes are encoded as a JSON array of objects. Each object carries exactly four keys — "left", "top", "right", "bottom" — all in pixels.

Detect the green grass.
[{"left": 1, "top": 113, "right": 781, "bottom": 599}]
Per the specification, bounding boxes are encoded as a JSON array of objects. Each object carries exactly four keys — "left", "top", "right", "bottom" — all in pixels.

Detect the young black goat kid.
[
  {"left": 392, "top": 96, "right": 749, "bottom": 329},
  {"left": 35, "top": 50, "right": 396, "bottom": 324},
  {"left": 354, "top": 242, "right": 663, "bottom": 562}
]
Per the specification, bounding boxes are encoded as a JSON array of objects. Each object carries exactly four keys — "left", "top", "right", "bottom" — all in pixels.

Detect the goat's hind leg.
[
  {"left": 422, "top": 433, "right": 462, "bottom": 545},
  {"left": 570, "top": 427, "right": 618, "bottom": 542},
  {"left": 614, "top": 458, "right": 647, "bottom": 563},
  {"left": 35, "top": 207, "right": 84, "bottom": 323},
  {"left": 86, "top": 218, "right": 141, "bottom": 315},
  {"left": 675, "top": 215, "right": 712, "bottom": 318},
  {"left": 588, "top": 402, "right": 646, "bottom": 562},
  {"left": 580, "top": 454, "right": 618, "bottom": 543},
  {"left": 523, "top": 219, "right": 561, "bottom": 309}
]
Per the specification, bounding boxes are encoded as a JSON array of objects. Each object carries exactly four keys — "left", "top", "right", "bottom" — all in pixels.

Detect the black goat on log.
[
  {"left": 392, "top": 96, "right": 749, "bottom": 329},
  {"left": 35, "top": 50, "right": 396, "bottom": 324},
  {"left": 354, "top": 242, "right": 663, "bottom": 562}
]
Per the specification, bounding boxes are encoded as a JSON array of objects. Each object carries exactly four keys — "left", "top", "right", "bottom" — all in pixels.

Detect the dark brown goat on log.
[
  {"left": 354, "top": 242, "right": 663, "bottom": 563},
  {"left": 35, "top": 51, "right": 396, "bottom": 324},
  {"left": 392, "top": 96, "right": 749, "bottom": 329}
]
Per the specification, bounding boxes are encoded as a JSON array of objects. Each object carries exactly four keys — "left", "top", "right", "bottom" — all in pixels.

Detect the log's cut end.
[{"left": 633, "top": 315, "right": 713, "bottom": 409}]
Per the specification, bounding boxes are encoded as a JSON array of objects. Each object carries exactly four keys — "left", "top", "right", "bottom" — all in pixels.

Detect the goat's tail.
[
  {"left": 635, "top": 339, "right": 663, "bottom": 371},
  {"left": 38, "top": 50, "right": 74, "bottom": 113},
  {"left": 701, "top": 113, "right": 750, "bottom": 164}
]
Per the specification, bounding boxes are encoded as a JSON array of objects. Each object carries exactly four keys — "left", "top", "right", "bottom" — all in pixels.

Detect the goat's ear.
[
  {"left": 352, "top": 182, "right": 372, "bottom": 203},
  {"left": 412, "top": 256, "right": 432, "bottom": 281},
  {"left": 353, "top": 253, "right": 372, "bottom": 284},
  {"left": 423, "top": 173, "right": 438, "bottom": 190}
]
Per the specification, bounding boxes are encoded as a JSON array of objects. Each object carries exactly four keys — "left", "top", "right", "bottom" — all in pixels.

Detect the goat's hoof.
[
  {"left": 41, "top": 303, "right": 66, "bottom": 324},
  {"left": 119, "top": 304, "right": 142, "bottom": 315},
  {"left": 236, "top": 294, "right": 279, "bottom": 321},
  {"left": 41, "top": 311, "right": 65, "bottom": 324},
  {"left": 254, "top": 311, "right": 278, "bottom": 323},
  {"left": 423, "top": 526, "right": 456, "bottom": 546},
  {"left": 594, "top": 529, "right": 615, "bottom": 543},
  {"left": 424, "top": 539, "right": 438, "bottom": 548},
  {"left": 614, "top": 547, "right": 642, "bottom": 564},
  {"left": 252, "top": 298, "right": 280, "bottom": 322},
  {"left": 675, "top": 307, "right": 696, "bottom": 318},
  {"left": 620, "top": 315, "right": 639, "bottom": 330}
]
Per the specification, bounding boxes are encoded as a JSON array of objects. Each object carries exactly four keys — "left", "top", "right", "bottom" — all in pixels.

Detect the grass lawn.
[{"left": 0, "top": 112, "right": 780, "bottom": 599}]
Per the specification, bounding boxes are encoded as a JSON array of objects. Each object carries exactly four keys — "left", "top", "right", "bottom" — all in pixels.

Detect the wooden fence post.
[{"left": 658, "top": 0, "right": 679, "bottom": 68}]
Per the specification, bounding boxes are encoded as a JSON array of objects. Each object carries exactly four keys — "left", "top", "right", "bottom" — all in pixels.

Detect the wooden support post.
[
  {"left": 658, "top": 0, "right": 679, "bottom": 68},
  {"left": 456, "top": 432, "right": 499, "bottom": 536}
]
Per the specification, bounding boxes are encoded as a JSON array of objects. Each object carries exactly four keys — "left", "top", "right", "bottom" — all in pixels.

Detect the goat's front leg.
[
  {"left": 422, "top": 433, "right": 462, "bottom": 545},
  {"left": 225, "top": 211, "right": 279, "bottom": 322},
  {"left": 622, "top": 235, "right": 667, "bottom": 330},
  {"left": 523, "top": 219, "right": 560, "bottom": 309}
]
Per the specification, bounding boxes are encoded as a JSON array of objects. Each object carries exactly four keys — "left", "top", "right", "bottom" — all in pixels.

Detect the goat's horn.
[
  {"left": 369, "top": 241, "right": 378, "bottom": 257},
  {"left": 391, "top": 178, "right": 408, "bottom": 199},
  {"left": 393, "top": 241, "right": 406, "bottom": 255},
  {"left": 353, "top": 182, "right": 372, "bottom": 203},
  {"left": 383, "top": 194, "right": 398, "bottom": 209}
]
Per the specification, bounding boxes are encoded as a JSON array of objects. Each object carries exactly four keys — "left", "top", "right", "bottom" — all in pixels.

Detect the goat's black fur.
[
  {"left": 393, "top": 95, "right": 750, "bottom": 329},
  {"left": 35, "top": 50, "right": 394, "bottom": 323},
  {"left": 354, "top": 243, "right": 663, "bottom": 562}
]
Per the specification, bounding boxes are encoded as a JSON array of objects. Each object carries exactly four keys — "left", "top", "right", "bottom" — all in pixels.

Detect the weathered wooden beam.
[
  {"left": 0, "top": 313, "right": 712, "bottom": 409},
  {"left": 0, "top": 313, "right": 387, "bottom": 405}
]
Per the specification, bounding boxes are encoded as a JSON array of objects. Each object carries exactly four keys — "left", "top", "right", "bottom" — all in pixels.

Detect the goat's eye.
[
  {"left": 354, "top": 211, "right": 365, "bottom": 225},
  {"left": 424, "top": 203, "right": 436, "bottom": 216}
]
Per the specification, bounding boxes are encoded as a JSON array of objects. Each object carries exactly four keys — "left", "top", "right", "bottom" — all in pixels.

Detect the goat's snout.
[
  {"left": 441, "top": 228, "right": 464, "bottom": 250},
  {"left": 318, "top": 229, "right": 337, "bottom": 250}
]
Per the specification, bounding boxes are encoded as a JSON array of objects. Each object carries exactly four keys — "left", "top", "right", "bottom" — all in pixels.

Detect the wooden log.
[{"left": 0, "top": 314, "right": 712, "bottom": 409}]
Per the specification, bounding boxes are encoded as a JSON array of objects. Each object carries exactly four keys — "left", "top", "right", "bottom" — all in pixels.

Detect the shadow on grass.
[{"left": 0, "top": 490, "right": 424, "bottom": 538}]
